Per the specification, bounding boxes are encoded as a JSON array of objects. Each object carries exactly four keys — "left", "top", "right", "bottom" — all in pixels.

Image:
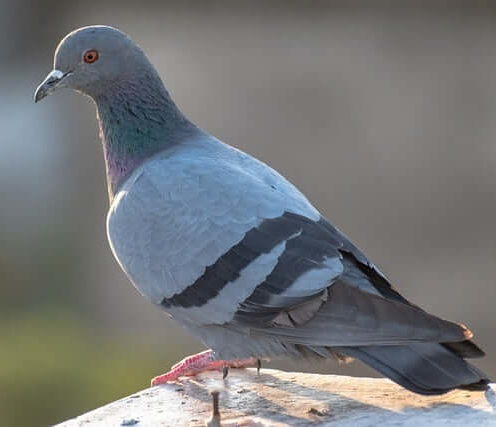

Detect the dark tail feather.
[
  {"left": 337, "top": 342, "right": 490, "bottom": 395},
  {"left": 442, "top": 339, "right": 485, "bottom": 359}
]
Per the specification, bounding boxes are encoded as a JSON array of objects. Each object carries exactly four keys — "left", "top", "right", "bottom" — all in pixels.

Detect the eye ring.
[{"left": 83, "top": 49, "right": 99, "bottom": 64}]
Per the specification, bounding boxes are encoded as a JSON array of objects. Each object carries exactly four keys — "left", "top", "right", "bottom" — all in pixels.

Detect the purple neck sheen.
[{"left": 94, "top": 73, "right": 198, "bottom": 201}]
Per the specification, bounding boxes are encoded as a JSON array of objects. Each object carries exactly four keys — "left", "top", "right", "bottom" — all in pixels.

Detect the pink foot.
[{"left": 151, "top": 350, "right": 257, "bottom": 386}]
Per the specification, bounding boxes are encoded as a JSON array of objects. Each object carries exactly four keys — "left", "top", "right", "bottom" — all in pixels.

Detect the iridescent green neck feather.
[{"left": 94, "top": 72, "right": 199, "bottom": 201}]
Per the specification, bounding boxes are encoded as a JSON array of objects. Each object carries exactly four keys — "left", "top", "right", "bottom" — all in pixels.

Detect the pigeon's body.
[
  {"left": 35, "top": 25, "right": 490, "bottom": 395},
  {"left": 108, "top": 135, "right": 316, "bottom": 305}
]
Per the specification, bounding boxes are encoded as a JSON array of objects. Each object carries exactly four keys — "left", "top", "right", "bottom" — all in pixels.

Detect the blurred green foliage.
[{"left": 0, "top": 309, "right": 178, "bottom": 427}]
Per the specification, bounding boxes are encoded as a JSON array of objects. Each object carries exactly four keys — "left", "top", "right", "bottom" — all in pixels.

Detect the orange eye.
[{"left": 83, "top": 50, "right": 99, "bottom": 64}]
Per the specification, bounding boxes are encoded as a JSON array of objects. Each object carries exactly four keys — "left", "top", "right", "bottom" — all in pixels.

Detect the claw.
[{"left": 222, "top": 365, "right": 229, "bottom": 379}]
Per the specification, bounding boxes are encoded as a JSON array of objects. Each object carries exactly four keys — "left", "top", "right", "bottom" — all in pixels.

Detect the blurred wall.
[{"left": 1, "top": 2, "right": 495, "bottom": 426}]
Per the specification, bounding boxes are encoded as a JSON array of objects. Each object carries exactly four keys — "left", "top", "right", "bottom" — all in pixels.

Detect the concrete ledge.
[{"left": 57, "top": 368, "right": 495, "bottom": 426}]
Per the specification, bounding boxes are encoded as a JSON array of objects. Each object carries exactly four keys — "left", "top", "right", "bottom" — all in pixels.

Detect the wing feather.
[{"left": 108, "top": 137, "right": 470, "bottom": 349}]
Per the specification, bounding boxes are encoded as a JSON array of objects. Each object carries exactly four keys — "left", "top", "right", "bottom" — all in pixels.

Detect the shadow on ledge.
[{"left": 57, "top": 368, "right": 496, "bottom": 426}]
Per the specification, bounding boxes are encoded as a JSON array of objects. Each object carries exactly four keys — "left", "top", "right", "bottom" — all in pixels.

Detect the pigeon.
[{"left": 35, "top": 25, "right": 490, "bottom": 395}]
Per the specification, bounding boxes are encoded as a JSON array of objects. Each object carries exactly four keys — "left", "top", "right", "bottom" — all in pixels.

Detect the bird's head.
[{"left": 34, "top": 25, "right": 154, "bottom": 102}]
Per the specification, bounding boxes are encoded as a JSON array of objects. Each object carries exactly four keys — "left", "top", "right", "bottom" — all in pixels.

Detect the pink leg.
[{"left": 151, "top": 350, "right": 257, "bottom": 386}]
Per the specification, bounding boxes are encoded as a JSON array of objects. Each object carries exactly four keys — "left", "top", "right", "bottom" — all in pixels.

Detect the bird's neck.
[{"left": 94, "top": 76, "right": 198, "bottom": 201}]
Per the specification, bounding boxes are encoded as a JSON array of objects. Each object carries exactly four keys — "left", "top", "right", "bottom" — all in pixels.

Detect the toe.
[{"left": 151, "top": 373, "right": 177, "bottom": 386}]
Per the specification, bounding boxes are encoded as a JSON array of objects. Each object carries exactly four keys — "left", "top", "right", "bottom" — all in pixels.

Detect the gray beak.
[{"left": 34, "top": 69, "right": 68, "bottom": 103}]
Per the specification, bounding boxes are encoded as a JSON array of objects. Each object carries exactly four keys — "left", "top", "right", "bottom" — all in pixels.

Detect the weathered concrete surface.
[{"left": 57, "top": 369, "right": 496, "bottom": 426}]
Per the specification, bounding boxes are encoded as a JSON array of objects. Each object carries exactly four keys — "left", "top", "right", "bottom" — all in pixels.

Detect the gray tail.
[{"left": 337, "top": 342, "right": 490, "bottom": 395}]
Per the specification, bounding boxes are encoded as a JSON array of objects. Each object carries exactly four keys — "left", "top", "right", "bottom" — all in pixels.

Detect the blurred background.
[{"left": 1, "top": 1, "right": 495, "bottom": 425}]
